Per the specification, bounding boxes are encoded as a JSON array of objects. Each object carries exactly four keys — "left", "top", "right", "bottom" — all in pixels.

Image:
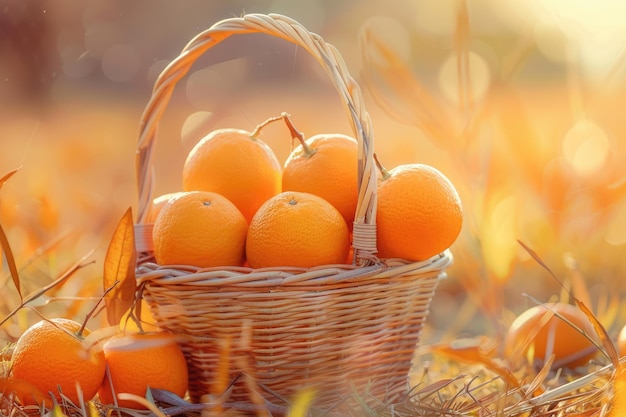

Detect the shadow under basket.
[{"left": 133, "top": 13, "right": 454, "bottom": 411}]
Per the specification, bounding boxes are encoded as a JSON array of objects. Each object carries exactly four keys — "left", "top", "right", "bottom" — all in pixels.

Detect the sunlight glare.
[
  {"left": 561, "top": 119, "right": 610, "bottom": 176},
  {"left": 498, "top": 0, "right": 626, "bottom": 78},
  {"left": 438, "top": 51, "right": 491, "bottom": 105},
  {"left": 410, "top": 1, "right": 457, "bottom": 36},
  {"left": 182, "top": 111, "right": 213, "bottom": 148},
  {"left": 481, "top": 194, "right": 518, "bottom": 281},
  {"left": 537, "top": 0, "right": 626, "bottom": 42},
  {"left": 605, "top": 202, "right": 626, "bottom": 246},
  {"left": 359, "top": 16, "right": 412, "bottom": 67},
  {"left": 185, "top": 62, "right": 246, "bottom": 109}
]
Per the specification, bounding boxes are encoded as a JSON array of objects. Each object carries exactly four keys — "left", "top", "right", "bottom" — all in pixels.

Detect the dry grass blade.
[
  {"left": 0, "top": 222, "right": 21, "bottom": 302},
  {"left": 115, "top": 393, "right": 168, "bottom": 417},
  {"left": 608, "top": 368, "right": 626, "bottom": 417},
  {"left": 428, "top": 339, "right": 521, "bottom": 390},
  {"left": 411, "top": 376, "right": 466, "bottom": 400},
  {"left": 0, "top": 169, "right": 22, "bottom": 302},
  {"left": 359, "top": 26, "right": 456, "bottom": 143},
  {"left": 517, "top": 240, "right": 564, "bottom": 286},
  {"left": 210, "top": 334, "right": 232, "bottom": 412},
  {"left": 235, "top": 322, "right": 270, "bottom": 417},
  {"left": 575, "top": 299, "right": 621, "bottom": 372},
  {"left": 522, "top": 355, "right": 553, "bottom": 399},
  {"left": 103, "top": 207, "right": 137, "bottom": 327},
  {"left": 519, "top": 240, "right": 619, "bottom": 372},
  {"left": 50, "top": 404, "right": 70, "bottom": 417},
  {"left": 0, "top": 250, "right": 94, "bottom": 327},
  {"left": 0, "top": 168, "right": 22, "bottom": 301},
  {"left": 564, "top": 255, "right": 593, "bottom": 312},
  {"left": 0, "top": 168, "right": 19, "bottom": 191},
  {"left": 286, "top": 387, "right": 316, "bottom": 417},
  {"left": 512, "top": 361, "right": 616, "bottom": 414},
  {"left": 453, "top": 0, "right": 471, "bottom": 114}
]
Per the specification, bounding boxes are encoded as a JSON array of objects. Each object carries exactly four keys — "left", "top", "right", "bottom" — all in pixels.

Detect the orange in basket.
[
  {"left": 246, "top": 191, "right": 350, "bottom": 268},
  {"left": 146, "top": 191, "right": 184, "bottom": 223},
  {"left": 182, "top": 126, "right": 282, "bottom": 223},
  {"left": 376, "top": 160, "right": 463, "bottom": 261},
  {"left": 281, "top": 115, "right": 359, "bottom": 227},
  {"left": 152, "top": 191, "right": 247, "bottom": 268}
]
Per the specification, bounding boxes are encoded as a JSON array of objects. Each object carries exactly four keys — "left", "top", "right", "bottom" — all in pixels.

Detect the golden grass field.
[{"left": 2, "top": 1, "right": 626, "bottom": 415}]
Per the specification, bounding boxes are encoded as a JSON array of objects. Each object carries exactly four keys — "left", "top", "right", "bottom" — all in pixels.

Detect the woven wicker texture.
[{"left": 134, "top": 13, "right": 453, "bottom": 410}]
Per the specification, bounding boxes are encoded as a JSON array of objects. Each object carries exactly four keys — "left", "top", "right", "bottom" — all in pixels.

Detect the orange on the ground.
[
  {"left": 9, "top": 318, "right": 106, "bottom": 407},
  {"left": 505, "top": 302, "right": 598, "bottom": 369},
  {"left": 98, "top": 332, "right": 188, "bottom": 409}
]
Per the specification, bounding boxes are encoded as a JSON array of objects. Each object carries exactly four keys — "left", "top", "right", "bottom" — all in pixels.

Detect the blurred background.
[{"left": 1, "top": 0, "right": 626, "bottom": 345}]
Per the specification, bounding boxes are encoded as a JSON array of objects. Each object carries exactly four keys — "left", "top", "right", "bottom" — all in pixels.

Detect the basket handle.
[{"left": 135, "top": 13, "right": 378, "bottom": 265}]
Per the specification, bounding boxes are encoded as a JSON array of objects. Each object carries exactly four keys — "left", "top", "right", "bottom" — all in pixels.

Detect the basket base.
[{"left": 183, "top": 334, "right": 416, "bottom": 409}]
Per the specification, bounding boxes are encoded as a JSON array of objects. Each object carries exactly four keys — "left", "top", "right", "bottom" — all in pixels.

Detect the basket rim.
[
  {"left": 134, "top": 13, "right": 378, "bottom": 265},
  {"left": 136, "top": 250, "right": 453, "bottom": 288}
]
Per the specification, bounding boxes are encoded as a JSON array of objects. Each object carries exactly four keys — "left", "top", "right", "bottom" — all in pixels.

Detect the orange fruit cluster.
[
  {"left": 150, "top": 114, "right": 463, "bottom": 269},
  {"left": 6, "top": 317, "right": 189, "bottom": 410}
]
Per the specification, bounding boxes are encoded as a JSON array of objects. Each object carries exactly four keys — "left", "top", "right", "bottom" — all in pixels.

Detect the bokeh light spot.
[
  {"left": 482, "top": 194, "right": 518, "bottom": 281},
  {"left": 182, "top": 111, "right": 212, "bottom": 148},
  {"left": 562, "top": 119, "right": 610, "bottom": 176},
  {"left": 359, "top": 16, "right": 411, "bottom": 67},
  {"left": 185, "top": 62, "right": 246, "bottom": 109},
  {"left": 606, "top": 201, "right": 626, "bottom": 246},
  {"left": 102, "top": 44, "right": 140, "bottom": 82},
  {"left": 58, "top": 44, "right": 96, "bottom": 79},
  {"left": 267, "top": 0, "right": 325, "bottom": 32},
  {"left": 438, "top": 51, "right": 491, "bottom": 105},
  {"left": 533, "top": 20, "right": 570, "bottom": 63},
  {"left": 147, "top": 59, "right": 170, "bottom": 86},
  {"left": 411, "top": 1, "right": 457, "bottom": 36},
  {"left": 84, "top": 20, "right": 123, "bottom": 59}
]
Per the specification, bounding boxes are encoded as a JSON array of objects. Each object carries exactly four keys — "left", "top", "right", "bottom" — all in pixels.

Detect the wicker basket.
[{"left": 133, "top": 13, "right": 453, "bottom": 410}]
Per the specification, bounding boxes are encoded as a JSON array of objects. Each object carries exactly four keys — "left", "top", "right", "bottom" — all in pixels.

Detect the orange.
[
  {"left": 505, "top": 302, "right": 597, "bottom": 369},
  {"left": 282, "top": 126, "right": 358, "bottom": 227},
  {"left": 246, "top": 191, "right": 350, "bottom": 268},
  {"left": 146, "top": 192, "right": 184, "bottom": 223},
  {"left": 98, "top": 332, "right": 188, "bottom": 409},
  {"left": 152, "top": 191, "right": 247, "bottom": 268},
  {"left": 9, "top": 318, "right": 106, "bottom": 407},
  {"left": 376, "top": 162, "right": 462, "bottom": 261},
  {"left": 182, "top": 127, "right": 282, "bottom": 223}
]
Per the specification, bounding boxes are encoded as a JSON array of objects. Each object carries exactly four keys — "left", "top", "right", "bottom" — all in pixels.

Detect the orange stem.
[
  {"left": 280, "top": 112, "right": 315, "bottom": 157},
  {"left": 373, "top": 153, "right": 391, "bottom": 180},
  {"left": 249, "top": 114, "right": 286, "bottom": 139}
]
